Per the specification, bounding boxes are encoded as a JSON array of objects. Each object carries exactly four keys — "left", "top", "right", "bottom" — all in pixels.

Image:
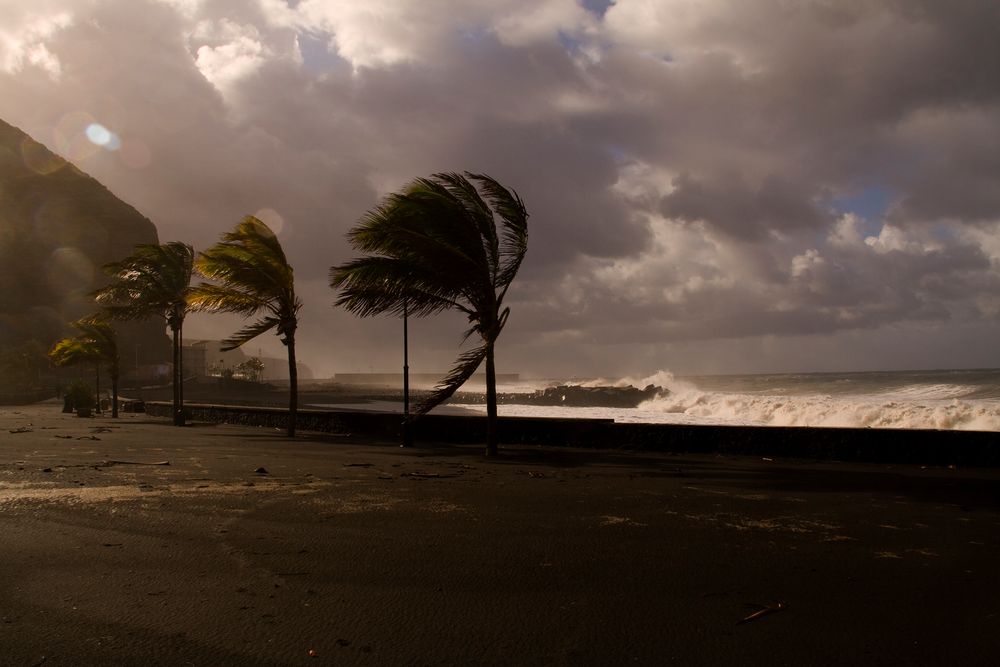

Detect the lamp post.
[{"left": 402, "top": 298, "right": 412, "bottom": 447}]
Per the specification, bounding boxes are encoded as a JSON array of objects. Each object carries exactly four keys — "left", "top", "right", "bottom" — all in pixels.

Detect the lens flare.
[
  {"left": 20, "top": 136, "right": 64, "bottom": 175},
  {"left": 85, "top": 123, "right": 111, "bottom": 145},
  {"left": 254, "top": 208, "right": 285, "bottom": 234},
  {"left": 52, "top": 111, "right": 100, "bottom": 162},
  {"left": 47, "top": 246, "right": 95, "bottom": 296},
  {"left": 85, "top": 123, "right": 121, "bottom": 151}
]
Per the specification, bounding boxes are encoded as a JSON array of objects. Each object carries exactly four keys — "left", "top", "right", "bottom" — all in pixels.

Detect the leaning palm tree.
[
  {"left": 189, "top": 216, "right": 302, "bottom": 437},
  {"left": 330, "top": 172, "right": 529, "bottom": 457},
  {"left": 94, "top": 242, "right": 195, "bottom": 425},
  {"left": 49, "top": 316, "right": 121, "bottom": 417}
]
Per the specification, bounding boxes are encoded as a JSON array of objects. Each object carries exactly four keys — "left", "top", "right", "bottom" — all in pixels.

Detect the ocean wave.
[
  {"left": 635, "top": 391, "right": 1000, "bottom": 431},
  {"left": 469, "top": 368, "right": 1000, "bottom": 431},
  {"left": 873, "top": 383, "right": 979, "bottom": 401}
]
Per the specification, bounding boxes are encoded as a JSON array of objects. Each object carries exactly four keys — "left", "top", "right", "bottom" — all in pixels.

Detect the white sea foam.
[
  {"left": 874, "top": 383, "right": 976, "bottom": 401},
  {"left": 635, "top": 391, "right": 1000, "bottom": 431},
  {"left": 451, "top": 368, "right": 1000, "bottom": 431}
]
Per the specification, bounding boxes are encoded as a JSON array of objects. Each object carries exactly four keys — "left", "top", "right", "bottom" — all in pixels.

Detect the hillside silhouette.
[{"left": 0, "top": 118, "right": 168, "bottom": 395}]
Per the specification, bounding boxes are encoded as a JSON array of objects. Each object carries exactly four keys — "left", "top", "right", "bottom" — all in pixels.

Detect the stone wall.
[{"left": 144, "top": 401, "right": 1000, "bottom": 467}]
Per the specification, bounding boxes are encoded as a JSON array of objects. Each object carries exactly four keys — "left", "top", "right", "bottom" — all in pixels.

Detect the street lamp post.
[{"left": 402, "top": 298, "right": 412, "bottom": 447}]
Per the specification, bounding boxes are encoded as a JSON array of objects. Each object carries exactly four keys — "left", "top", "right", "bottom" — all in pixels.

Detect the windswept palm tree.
[
  {"left": 94, "top": 242, "right": 195, "bottom": 425},
  {"left": 49, "top": 316, "right": 121, "bottom": 417},
  {"left": 190, "top": 216, "right": 302, "bottom": 437},
  {"left": 330, "top": 172, "right": 528, "bottom": 457}
]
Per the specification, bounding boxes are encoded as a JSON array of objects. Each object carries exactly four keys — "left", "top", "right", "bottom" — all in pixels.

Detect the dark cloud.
[
  {"left": 1, "top": 0, "right": 999, "bottom": 376},
  {"left": 660, "top": 172, "right": 831, "bottom": 240}
]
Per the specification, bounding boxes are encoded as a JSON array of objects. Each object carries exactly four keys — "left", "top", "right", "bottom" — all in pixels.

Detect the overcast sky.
[{"left": 2, "top": 0, "right": 999, "bottom": 379}]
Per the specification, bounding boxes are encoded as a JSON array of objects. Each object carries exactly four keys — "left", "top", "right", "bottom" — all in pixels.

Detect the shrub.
[{"left": 65, "top": 380, "right": 94, "bottom": 411}]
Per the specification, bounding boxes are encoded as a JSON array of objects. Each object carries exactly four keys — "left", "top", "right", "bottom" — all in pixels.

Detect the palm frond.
[
  {"left": 331, "top": 256, "right": 473, "bottom": 318},
  {"left": 432, "top": 172, "right": 499, "bottom": 274},
  {"left": 188, "top": 283, "right": 267, "bottom": 316},
  {"left": 414, "top": 341, "right": 489, "bottom": 416},
  {"left": 198, "top": 216, "right": 299, "bottom": 349},
  {"left": 49, "top": 337, "right": 100, "bottom": 367},
  {"left": 49, "top": 316, "right": 119, "bottom": 368},
  {"left": 95, "top": 242, "right": 195, "bottom": 319},
  {"left": 469, "top": 173, "right": 528, "bottom": 294},
  {"left": 349, "top": 195, "right": 482, "bottom": 277},
  {"left": 220, "top": 317, "right": 280, "bottom": 351}
]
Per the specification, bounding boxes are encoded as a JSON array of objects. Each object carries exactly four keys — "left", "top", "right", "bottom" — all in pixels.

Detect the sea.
[{"left": 448, "top": 368, "right": 1000, "bottom": 432}]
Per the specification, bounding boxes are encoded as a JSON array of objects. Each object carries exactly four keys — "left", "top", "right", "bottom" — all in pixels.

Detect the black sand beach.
[{"left": 2, "top": 404, "right": 1000, "bottom": 665}]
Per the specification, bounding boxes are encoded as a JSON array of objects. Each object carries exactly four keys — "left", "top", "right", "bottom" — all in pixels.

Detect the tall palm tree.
[
  {"left": 49, "top": 316, "right": 121, "bottom": 418},
  {"left": 190, "top": 216, "right": 302, "bottom": 437},
  {"left": 330, "top": 172, "right": 529, "bottom": 457},
  {"left": 94, "top": 242, "right": 195, "bottom": 426}
]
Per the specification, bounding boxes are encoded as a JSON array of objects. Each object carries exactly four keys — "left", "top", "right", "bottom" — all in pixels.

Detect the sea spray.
[
  {"left": 451, "top": 368, "right": 1000, "bottom": 431},
  {"left": 635, "top": 390, "right": 1000, "bottom": 430}
]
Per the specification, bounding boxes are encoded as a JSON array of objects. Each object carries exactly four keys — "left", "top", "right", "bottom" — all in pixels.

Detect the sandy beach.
[{"left": 2, "top": 403, "right": 999, "bottom": 665}]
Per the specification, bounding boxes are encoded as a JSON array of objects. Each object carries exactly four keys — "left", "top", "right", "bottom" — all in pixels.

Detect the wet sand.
[{"left": 2, "top": 404, "right": 1000, "bottom": 665}]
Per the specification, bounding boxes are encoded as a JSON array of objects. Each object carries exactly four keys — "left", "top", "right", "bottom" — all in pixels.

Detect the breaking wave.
[{"left": 462, "top": 369, "right": 1000, "bottom": 431}]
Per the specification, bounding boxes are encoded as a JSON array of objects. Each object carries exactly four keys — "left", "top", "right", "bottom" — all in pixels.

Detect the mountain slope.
[{"left": 0, "top": 118, "right": 169, "bottom": 393}]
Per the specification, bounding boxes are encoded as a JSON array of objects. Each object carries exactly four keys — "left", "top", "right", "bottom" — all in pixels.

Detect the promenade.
[{"left": 2, "top": 404, "right": 999, "bottom": 665}]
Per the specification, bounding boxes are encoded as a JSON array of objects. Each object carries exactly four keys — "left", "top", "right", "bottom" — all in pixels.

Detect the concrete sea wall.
[{"left": 144, "top": 401, "right": 999, "bottom": 467}]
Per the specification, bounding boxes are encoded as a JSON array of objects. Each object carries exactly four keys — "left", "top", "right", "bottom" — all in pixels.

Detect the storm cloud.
[{"left": 2, "top": 0, "right": 998, "bottom": 377}]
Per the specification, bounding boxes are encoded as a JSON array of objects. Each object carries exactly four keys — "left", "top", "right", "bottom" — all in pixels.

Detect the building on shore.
[{"left": 183, "top": 340, "right": 312, "bottom": 382}]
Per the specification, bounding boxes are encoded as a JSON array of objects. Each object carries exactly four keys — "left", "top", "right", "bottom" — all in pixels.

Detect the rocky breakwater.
[{"left": 456, "top": 383, "right": 666, "bottom": 408}]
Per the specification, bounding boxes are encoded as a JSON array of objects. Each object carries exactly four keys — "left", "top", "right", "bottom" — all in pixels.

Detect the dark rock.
[{"left": 495, "top": 383, "right": 666, "bottom": 408}]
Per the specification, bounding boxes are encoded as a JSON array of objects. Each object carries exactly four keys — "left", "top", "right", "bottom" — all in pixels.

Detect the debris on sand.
[
  {"left": 401, "top": 471, "right": 456, "bottom": 479},
  {"left": 100, "top": 460, "right": 170, "bottom": 467},
  {"left": 737, "top": 602, "right": 787, "bottom": 625}
]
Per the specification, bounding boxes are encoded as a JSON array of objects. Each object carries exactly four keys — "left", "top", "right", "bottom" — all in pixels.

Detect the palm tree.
[
  {"left": 330, "top": 172, "right": 529, "bottom": 457},
  {"left": 49, "top": 316, "right": 121, "bottom": 418},
  {"left": 189, "top": 216, "right": 302, "bottom": 437},
  {"left": 94, "top": 242, "right": 195, "bottom": 426}
]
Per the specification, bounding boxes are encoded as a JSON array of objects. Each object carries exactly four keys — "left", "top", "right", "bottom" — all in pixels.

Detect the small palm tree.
[
  {"left": 94, "top": 242, "right": 195, "bottom": 425},
  {"left": 50, "top": 316, "right": 121, "bottom": 417},
  {"left": 330, "top": 172, "right": 529, "bottom": 457},
  {"left": 190, "top": 216, "right": 302, "bottom": 437}
]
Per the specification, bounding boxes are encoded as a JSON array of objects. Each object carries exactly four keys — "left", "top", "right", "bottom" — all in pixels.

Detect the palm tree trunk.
[
  {"left": 95, "top": 362, "right": 101, "bottom": 414},
  {"left": 485, "top": 339, "right": 498, "bottom": 457},
  {"left": 287, "top": 335, "right": 297, "bottom": 438},
  {"left": 171, "top": 323, "right": 182, "bottom": 426},
  {"left": 178, "top": 319, "right": 185, "bottom": 425},
  {"left": 111, "top": 367, "right": 119, "bottom": 419}
]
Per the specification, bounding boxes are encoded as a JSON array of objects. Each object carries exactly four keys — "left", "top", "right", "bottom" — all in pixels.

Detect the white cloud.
[
  {"left": 791, "top": 248, "right": 825, "bottom": 280},
  {"left": 193, "top": 21, "right": 271, "bottom": 92},
  {"left": 0, "top": 10, "right": 73, "bottom": 79},
  {"left": 281, "top": 0, "right": 459, "bottom": 69},
  {"left": 827, "top": 214, "right": 864, "bottom": 248},
  {"left": 492, "top": 0, "right": 594, "bottom": 47},
  {"left": 258, "top": 0, "right": 598, "bottom": 70},
  {"left": 864, "top": 225, "right": 930, "bottom": 255}
]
